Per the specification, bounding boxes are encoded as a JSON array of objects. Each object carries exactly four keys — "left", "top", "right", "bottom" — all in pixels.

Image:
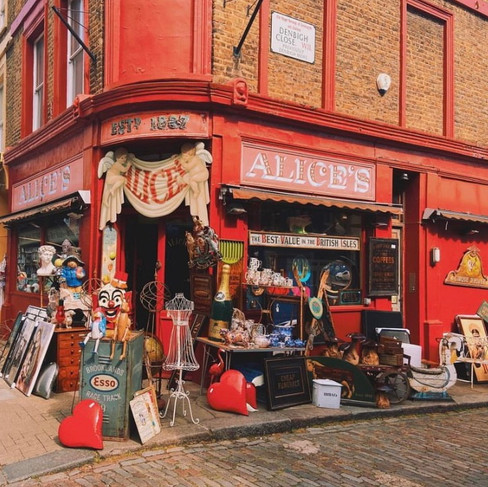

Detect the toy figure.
[
  {"left": 61, "top": 255, "right": 86, "bottom": 296},
  {"left": 110, "top": 298, "right": 132, "bottom": 360},
  {"left": 98, "top": 271, "right": 129, "bottom": 334},
  {"left": 80, "top": 308, "right": 106, "bottom": 354}
]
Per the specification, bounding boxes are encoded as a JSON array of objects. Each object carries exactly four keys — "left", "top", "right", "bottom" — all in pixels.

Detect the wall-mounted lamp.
[
  {"left": 461, "top": 228, "right": 480, "bottom": 237},
  {"left": 376, "top": 73, "right": 391, "bottom": 96},
  {"left": 431, "top": 247, "right": 441, "bottom": 266},
  {"left": 226, "top": 202, "right": 247, "bottom": 216}
]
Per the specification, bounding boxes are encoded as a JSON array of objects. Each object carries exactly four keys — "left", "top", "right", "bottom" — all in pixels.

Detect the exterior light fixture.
[
  {"left": 376, "top": 73, "right": 391, "bottom": 96},
  {"left": 431, "top": 247, "right": 441, "bottom": 265}
]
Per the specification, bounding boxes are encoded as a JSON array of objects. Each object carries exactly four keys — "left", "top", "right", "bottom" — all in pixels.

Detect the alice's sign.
[
  {"left": 249, "top": 231, "right": 360, "bottom": 251},
  {"left": 241, "top": 142, "right": 375, "bottom": 200},
  {"left": 12, "top": 157, "right": 84, "bottom": 212}
]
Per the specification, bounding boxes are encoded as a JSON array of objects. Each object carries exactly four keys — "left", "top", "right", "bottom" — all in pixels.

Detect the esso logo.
[{"left": 90, "top": 374, "right": 119, "bottom": 392}]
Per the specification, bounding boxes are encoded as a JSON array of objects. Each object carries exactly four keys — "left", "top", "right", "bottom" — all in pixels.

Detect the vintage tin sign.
[{"left": 80, "top": 331, "right": 144, "bottom": 440}]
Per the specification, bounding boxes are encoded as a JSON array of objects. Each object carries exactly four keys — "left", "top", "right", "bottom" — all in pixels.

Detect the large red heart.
[
  {"left": 246, "top": 382, "right": 257, "bottom": 411},
  {"left": 207, "top": 369, "right": 248, "bottom": 415},
  {"left": 58, "top": 399, "right": 104, "bottom": 449}
]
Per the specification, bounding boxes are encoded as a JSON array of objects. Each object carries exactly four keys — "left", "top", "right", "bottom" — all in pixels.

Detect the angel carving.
[
  {"left": 98, "top": 148, "right": 133, "bottom": 230},
  {"left": 178, "top": 142, "right": 213, "bottom": 226}
]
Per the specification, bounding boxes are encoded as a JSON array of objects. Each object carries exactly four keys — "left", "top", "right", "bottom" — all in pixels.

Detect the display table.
[{"left": 197, "top": 336, "right": 305, "bottom": 394}]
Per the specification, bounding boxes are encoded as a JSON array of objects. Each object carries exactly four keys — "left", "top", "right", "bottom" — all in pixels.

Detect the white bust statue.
[{"left": 37, "top": 245, "right": 57, "bottom": 276}]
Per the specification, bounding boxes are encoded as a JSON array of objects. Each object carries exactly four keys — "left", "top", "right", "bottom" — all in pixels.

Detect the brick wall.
[
  {"left": 212, "top": 0, "right": 488, "bottom": 146},
  {"left": 5, "top": 0, "right": 105, "bottom": 148},
  {"left": 5, "top": 0, "right": 488, "bottom": 148}
]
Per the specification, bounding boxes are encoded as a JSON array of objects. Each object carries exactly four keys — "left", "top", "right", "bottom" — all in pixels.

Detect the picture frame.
[
  {"left": 456, "top": 314, "right": 488, "bottom": 382},
  {"left": 3, "top": 316, "right": 38, "bottom": 387},
  {"left": 130, "top": 388, "right": 161, "bottom": 444},
  {"left": 263, "top": 356, "right": 311, "bottom": 410},
  {"left": 16, "top": 320, "right": 55, "bottom": 396},
  {"left": 0, "top": 312, "right": 25, "bottom": 377}
]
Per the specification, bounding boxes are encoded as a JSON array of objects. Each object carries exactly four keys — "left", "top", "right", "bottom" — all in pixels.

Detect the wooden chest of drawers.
[{"left": 47, "top": 327, "right": 87, "bottom": 392}]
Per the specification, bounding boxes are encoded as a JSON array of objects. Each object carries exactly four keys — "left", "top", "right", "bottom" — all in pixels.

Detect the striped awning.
[
  {"left": 422, "top": 208, "right": 488, "bottom": 225},
  {"left": 223, "top": 185, "right": 403, "bottom": 215},
  {"left": 0, "top": 191, "right": 90, "bottom": 226}
]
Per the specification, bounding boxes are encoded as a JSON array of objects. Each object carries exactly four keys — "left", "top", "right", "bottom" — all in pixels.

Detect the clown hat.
[{"left": 111, "top": 271, "right": 128, "bottom": 289}]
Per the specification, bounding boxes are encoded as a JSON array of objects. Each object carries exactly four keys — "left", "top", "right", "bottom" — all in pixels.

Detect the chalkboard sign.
[
  {"left": 368, "top": 238, "right": 399, "bottom": 296},
  {"left": 264, "top": 357, "right": 311, "bottom": 410}
]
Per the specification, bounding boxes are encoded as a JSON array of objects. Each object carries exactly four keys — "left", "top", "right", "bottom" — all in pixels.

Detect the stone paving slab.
[{"left": 1, "top": 374, "right": 488, "bottom": 485}]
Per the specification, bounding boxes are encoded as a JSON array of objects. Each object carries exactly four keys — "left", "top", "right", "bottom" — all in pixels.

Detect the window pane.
[
  {"left": 17, "top": 225, "right": 41, "bottom": 292},
  {"left": 33, "top": 34, "right": 44, "bottom": 130},
  {"left": 45, "top": 217, "right": 80, "bottom": 254},
  {"left": 16, "top": 216, "right": 81, "bottom": 293},
  {"left": 67, "top": 0, "right": 84, "bottom": 106}
]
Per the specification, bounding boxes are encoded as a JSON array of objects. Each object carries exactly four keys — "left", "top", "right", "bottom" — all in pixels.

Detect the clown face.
[{"left": 98, "top": 282, "right": 125, "bottom": 326}]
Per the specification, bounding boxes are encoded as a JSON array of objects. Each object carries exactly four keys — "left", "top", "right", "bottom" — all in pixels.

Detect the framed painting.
[
  {"left": 130, "top": 388, "right": 161, "bottom": 444},
  {"left": 16, "top": 321, "right": 56, "bottom": 396},
  {"left": 3, "top": 316, "right": 38, "bottom": 387},
  {"left": 0, "top": 312, "right": 25, "bottom": 377},
  {"left": 25, "top": 306, "right": 48, "bottom": 321},
  {"left": 263, "top": 356, "right": 311, "bottom": 410},
  {"left": 456, "top": 314, "right": 488, "bottom": 382}
]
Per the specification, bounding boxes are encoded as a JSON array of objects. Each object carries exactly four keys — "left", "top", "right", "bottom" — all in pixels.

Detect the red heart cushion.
[
  {"left": 58, "top": 399, "right": 104, "bottom": 449},
  {"left": 246, "top": 382, "right": 257, "bottom": 410},
  {"left": 207, "top": 369, "right": 248, "bottom": 415}
]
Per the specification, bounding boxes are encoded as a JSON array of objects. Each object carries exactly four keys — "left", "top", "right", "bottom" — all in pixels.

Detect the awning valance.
[
  {"left": 0, "top": 191, "right": 90, "bottom": 226},
  {"left": 223, "top": 185, "right": 403, "bottom": 215},
  {"left": 422, "top": 208, "right": 488, "bottom": 225}
]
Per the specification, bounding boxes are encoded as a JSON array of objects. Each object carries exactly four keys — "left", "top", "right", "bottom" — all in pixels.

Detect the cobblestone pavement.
[{"left": 8, "top": 407, "right": 488, "bottom": 487}]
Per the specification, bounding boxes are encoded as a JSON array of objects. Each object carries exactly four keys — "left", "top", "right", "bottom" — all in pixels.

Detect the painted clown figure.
[{"left": 97, "top": 271, "right": 130, "bottom": 335}]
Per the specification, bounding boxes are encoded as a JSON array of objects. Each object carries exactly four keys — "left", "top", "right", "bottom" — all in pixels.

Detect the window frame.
[
  {"left": 66, "top": 0, "right": 85, "bottom": 107},
  {"left": 21, "top": 12, "right": 46, "bottom": 137}
]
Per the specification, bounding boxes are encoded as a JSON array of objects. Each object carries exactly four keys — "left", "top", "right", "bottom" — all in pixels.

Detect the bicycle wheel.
[{"left": 378, "top": 370, "right": 411, "bottom": 404}]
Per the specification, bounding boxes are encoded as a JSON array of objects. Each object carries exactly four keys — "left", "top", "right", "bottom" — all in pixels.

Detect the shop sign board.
[
  {"left": 249, "top": 231, "right": 360, "bottom": 251},
  {"left": 101, "top": 111, "right": 210, "bottom": 144},
  {"left": 241, "top": 142, "right": 375, "bottom": 201},
  {"left": 271, "top": 12, "right": 316, "bottom": 64},
  {"left": 12, "top": 157, "right": 84, "bottom": 212},
  {"left": 264, "top": 357, "right": 311, "bottom": 410},
  {"left": 368, "top": 238, "right": 399, "bottom": 296}
]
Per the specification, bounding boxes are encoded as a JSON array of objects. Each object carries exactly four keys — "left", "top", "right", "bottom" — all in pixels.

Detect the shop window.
[
  {"left": 16, "top": 224, "right": 41, "bottom": 292},
  {"left": 16, "top": 216, "right": 80, "bottom": 293},
  {"left": 247, "top": 203, "right": 362, "bottom": 308},
  {"left": 66, "top": 0, "right": 84, "bottom": 106}
]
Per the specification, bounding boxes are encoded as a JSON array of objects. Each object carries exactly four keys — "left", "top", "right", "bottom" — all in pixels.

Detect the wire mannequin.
[{"left": 160, "top": 293, "right": 200, "bottom": 426}]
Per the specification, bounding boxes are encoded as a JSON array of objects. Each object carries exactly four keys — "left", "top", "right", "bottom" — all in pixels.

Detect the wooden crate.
[
  {"left": 379, "top": 336, "right": 403, "bottom": 355},
  {"left": 379, "top": 353, "right": 404, "bottom": 366}
]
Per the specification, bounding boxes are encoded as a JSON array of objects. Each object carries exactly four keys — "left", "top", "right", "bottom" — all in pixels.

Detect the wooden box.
[
  {"left": 379, "top": 336, "right": 403, "bottom": 355},
  {"left": 379, "top": 353, "right": 404, "bottom": 366}
]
